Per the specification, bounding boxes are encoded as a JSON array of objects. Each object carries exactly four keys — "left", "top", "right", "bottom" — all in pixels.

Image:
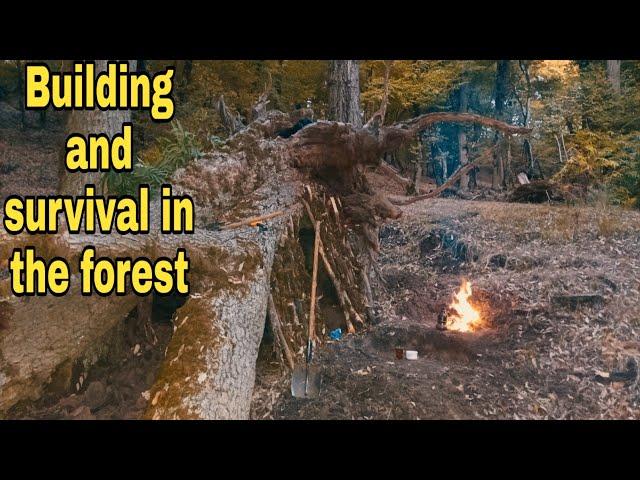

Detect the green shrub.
[
  {"left": 104, "top": 120, "right": 202, "bottom": 196},
  {"left": 554, "top": 130, "right": 640, "bottom": 207}
]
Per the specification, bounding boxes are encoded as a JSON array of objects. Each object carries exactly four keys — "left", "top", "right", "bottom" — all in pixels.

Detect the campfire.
[{"left": 437, "top": 280, "right": 485, "bottom": 332}]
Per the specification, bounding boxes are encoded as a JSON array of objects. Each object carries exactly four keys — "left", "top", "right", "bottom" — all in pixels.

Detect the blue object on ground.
[{"left": 329, "top": 328, "right": 342, "bottom": 340}]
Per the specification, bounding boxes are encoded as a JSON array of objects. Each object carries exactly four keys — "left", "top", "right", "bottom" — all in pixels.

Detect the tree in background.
[
  {"left": 547, "top": 60, "right": 640, "bottom": 206},
  {"left": 457, "top": 82, "right": 472, "bottom": 190},
  {"left": 360, "top": 60, "right": 478, "bottom": 185},
  {"left": 491, "top": 60, "right": 510, "bottom": 189},
  {"left": 328, "top": 60, "right": 362, "bottom": 126},
  {"left": 607, "top": 60, "right": 621, "bottom": 94},
  {"left": 58, "top": 60, "right": 136, "bottom": 196}
]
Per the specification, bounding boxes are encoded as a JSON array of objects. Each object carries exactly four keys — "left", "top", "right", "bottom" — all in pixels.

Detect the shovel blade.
[{"left": 291, "top": 365, "right": 321, "bottom": 398}]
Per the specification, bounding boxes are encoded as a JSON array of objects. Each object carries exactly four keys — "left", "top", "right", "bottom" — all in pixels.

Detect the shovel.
[
  {"left": 291, "top": 220, "right": 322, "bottom": 399},
  {"left": 291, "top": 338, "right": 321, "bottom": 398}
]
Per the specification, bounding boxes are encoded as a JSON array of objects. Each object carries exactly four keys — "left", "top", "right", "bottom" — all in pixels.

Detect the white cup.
[{"left": 405, "top": 350, "right": 418, "bottom": 360}]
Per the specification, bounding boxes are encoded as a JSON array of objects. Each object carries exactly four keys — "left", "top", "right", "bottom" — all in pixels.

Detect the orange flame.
[{"left": 446, "top": 280, "right": 484, "bottom": 332}]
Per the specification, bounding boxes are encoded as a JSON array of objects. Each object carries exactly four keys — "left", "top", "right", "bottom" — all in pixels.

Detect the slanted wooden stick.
[
  {"left": 378, "top": 162, "right": 431, "bottom": 194},
  {"left": 221, "top": 210, "right": 285, "bottom": 230},
  {"left": 267, "top": 292, "right": 295, "bottom": 370},
  {"left": 390, "top": 163, "right": 476, "bottom": 205},
  {"left": 301, "top": 199, "right": 357, "bottom": 333},
  {"left": 309, "top": 220, "right": 321, "bottom": 342}
]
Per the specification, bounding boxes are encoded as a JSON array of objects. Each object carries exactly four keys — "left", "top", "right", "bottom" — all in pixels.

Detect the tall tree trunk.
[
  {"left": 494, "top": 61, "right": 510, "bottom": 120},
  {"left": 457, "top": 83, "right": 471, "bottom": 191},
  {"left": 183, "top": 60, "right": 193, "bottom": 86},
  {"left": 328, "top": 60, "right": 362, "bottom": 127},
  {"left": 58, "top": 60, "right": 136, "bottom": 196},
  {"left": 524, "top": 138, "right": 543, "bottom": 180},
  {"left": 16, "top": 60, "right": 26, "bottom": 130},
  {"left": 492, "top": 60, "right": 510, "bottom": 190},
  {"left": 606, "top": 60, "right": 621, "bottom": 94},
  {"left": 406, "top": 142, "right": 422, "bottom": 195},
  {"left": 178, "top": 60, "right": 193, "bottom": 101}
]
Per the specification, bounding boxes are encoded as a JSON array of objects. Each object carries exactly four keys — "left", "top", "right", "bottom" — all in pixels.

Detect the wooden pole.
[
  {"left": 301, "top": 199, "right": 357, "bottom": 333},
  {"left": 267, "top": 292, "right": 295, "bottom": 370},
  {"left": 220, "top": 210, "right": 285, "bottom": 230},
  {"left": 309, "top": 220, "right": 321, "bottom": 342}
]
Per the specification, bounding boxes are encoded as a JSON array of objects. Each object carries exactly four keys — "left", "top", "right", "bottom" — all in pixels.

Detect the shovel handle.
[
  {"left": 308, "top": 220, "right": 321, "bottom": 342},
  {"left": 306, "top": 338, "right": 314, "bottom": 364}
]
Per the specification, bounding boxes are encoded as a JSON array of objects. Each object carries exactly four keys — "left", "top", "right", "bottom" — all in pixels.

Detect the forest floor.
[{"left": 253, "top": 192, "right": 640, "bottom": 419}]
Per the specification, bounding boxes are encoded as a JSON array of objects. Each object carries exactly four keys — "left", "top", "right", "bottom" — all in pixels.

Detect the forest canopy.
[
  {"left": 133, "top": 60, "right": 640, "bottom": 207},
  {"left": 3, "top": 59, "right": 637, "bottom": 206}
]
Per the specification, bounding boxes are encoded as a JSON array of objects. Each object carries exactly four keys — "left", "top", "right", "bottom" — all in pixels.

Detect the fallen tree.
[{"left": 0, "top": 101, "right": 530, "bottom": 418}]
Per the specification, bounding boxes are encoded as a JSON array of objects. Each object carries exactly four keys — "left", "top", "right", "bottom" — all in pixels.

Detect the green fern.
[
  {"left": 104, "top": 120, "right": 202, "bottom": 196},
  {"left": 156, "top": 120, "right": 203, "bottom": 170}
]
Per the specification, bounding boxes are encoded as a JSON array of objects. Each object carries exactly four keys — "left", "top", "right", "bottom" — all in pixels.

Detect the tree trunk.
[
  {"left": 406, "top": 143, "right": 422, "bottom": 196},
  {"left": 178, "top": 60, "right": 193, "bottom": 101},
  {"left": 492, "top": 61, "right": 510, "bottom": 189},
  {"left": 606, "top": 60, "right": 621, "bottom": 94},
  {"left": 328, "top": 60, "right": 362, "bottom": 127},
  {"left": 145, "top": 195, "right": 295, "bottom": 420},
  {"left": 182, "top": 60, "right": 193, "bottom": 86},
  {"left": 524, "top": 138, "right": 543, "bottom": 180},
  {"left": 58, "top": 60, "right": 136, "bottom": 196},
  {"left": 492, "top": 143, "right": 505, "bottom": 190},
  {"left": 0, "top": 282, "right": 138, "bottom": 415},
  {"left": 495, "top": 61, "right": 510, "bottom": 121},
  {"left": 16, "top": 61, "right": 26, "bottom": 130},
  {"left": 554, "top": 134, "right": 564, "bottom": 163},
  {"left": 457, "top": 83, "right": 470, "bottom": 191}
]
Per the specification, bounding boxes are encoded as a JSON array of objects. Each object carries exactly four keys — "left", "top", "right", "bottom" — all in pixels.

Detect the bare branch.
[
  {"left": 377, "top": 162, "right": 432, "bottom": 195},
  {"left": 382, "top": 112, "right": 531, "bottom": 151},
  {"left": 390, "top": 162, "right": 477, "bottom": 206},
  {"left": 217, "top": 95, "right": 245, "bottom": 135},
  {"left": 251, "top": 71, "right": 273, "bottom": 122},
  {"left": 364, "top": 60, "right": 392, "bottom": 130}
]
